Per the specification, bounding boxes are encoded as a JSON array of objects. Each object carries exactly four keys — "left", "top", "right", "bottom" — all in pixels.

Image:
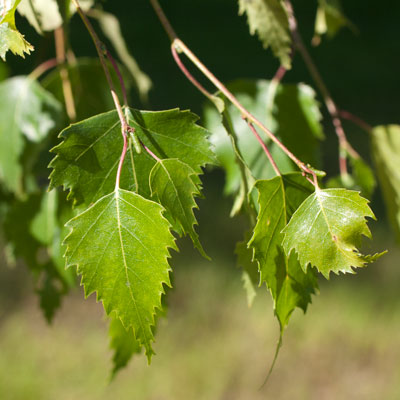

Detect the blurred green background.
[{"left": 1, "top": 0, "right": 400, "bottom": 399}]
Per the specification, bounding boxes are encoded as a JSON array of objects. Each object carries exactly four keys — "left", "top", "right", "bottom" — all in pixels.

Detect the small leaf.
[
  {"left": 0, "top": 76, "right": 62, "bottom": 195},
  {"left": 64, "top": 189, "right": 176, "bottom": 360},
  {"left": 150, "top": 159, "right": 207, "bottom": 258},
  {"left": 49, "top": 108, "right": 215, "bottom": 207},
  {"left": 248, "top": 174, "right": 318, "bottom": 329},
  {"left": 0, "top": 0, "right": 33, "bottom": 60},
  {"left": 282, "top": 188, "right": 383, "bottom": 278},
  {"left": 371, "top": 125, "right": 400, "bottom": 240},
  {"left": 109, "top": 315, "right": 141, "bottom": 377},
  {"left": 238, "top": 0, "right": 292, "bottom": 68},
  {"left": 313, "top": 0, "right": 356, "bottom": 45}
]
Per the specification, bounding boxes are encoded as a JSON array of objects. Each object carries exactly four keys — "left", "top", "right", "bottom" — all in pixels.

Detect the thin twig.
[
  {"left": 71, "top": 0, "right": 126, "bottom": 130},
  {"left": 55, "top": 27, "right": 77, "bottom": 121},
  {"left": 140, "top": 140, "right": 161, "bottom": 162},
  {"left": 29, "top": 58, "right": 58, "bottom": 80},
  {"left": 71, "top": 0, "right": 129, "bottom": 190},
  {"left": 148, "top": 0, "right": 177, "bottom": 41},
  {"left": 339, "top": 110, "right": 373, "bottom": 134},
  {"left": 173, "top": 39, "right": 317, "bottom": 183},
  {"left": 284, "top": 0, "right": 359, "bottom": 177},
  {"left": 246, "top": 121, "right": 281, "bottom": 176},
  {"left": 266, "top": 64, "right": 287, "bottom": 114},
  {"left": 171, "top": 45, "right": 218, "bottom": 105},
  {"left": 105, "top": 49, "right": 129, "bottom": 107}
]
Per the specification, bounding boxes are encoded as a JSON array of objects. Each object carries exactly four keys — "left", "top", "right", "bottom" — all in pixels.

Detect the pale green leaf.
[
  {"left": 149, "top": 159, "right": 207, "bottom": 257},
  {"left": 313, "top": 0, "right": 356, "bottom": 45},
  {"left": 30, "top": 189, "right": 57, "bottom": 245},
  {"left": 17, "top": 0, "right": 93, "bottom": 33},
  {"left": 0, "top": 0, "right": 33, "bottom": 60},
  {"left": 282, "top": 188, "right": 383, "bottom": 278},
  {"left": 0, "top": 76, "right": 62, "bottom": 195},
  {"left": 109, "top": 314, "right": 141, "bottom": 377},
  {"left": 0, "top": 23, "right": 33, "bottom": 60},
  {"left": 64, "top": 189, "right": 176, "bottom": 360},
  {"left": 49, "top": 108, "right": 215, "bottom": 207},
  {"left": 238, "top": 0, "right": 292, "bottom": 68},
  {"left": 248, "top": 174, "right": 318, "bottom": 328},
  {"left": 371, "top": 125, "right": 400, "bottom": 240}
]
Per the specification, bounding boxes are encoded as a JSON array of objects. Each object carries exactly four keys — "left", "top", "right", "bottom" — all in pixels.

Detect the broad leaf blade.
[
  {"left": 248, "top": 174, "right": 318, "bottom": 329},
  {"left": 371, "top": 125, "right": 400, "bottom": 240},
  {"left": 64, "top": 189, "right": 176, "bottom": 360},
  {"left": 282, "top": 188, "right": 382, "bottom": 278},
  {"left": 0, "top": 76, "right": 62, "bottom": 195},
  {"left": 49, "top": 108, "right": 215, "bottom": 207},
  {"left": 238, "top": 0, "right": 292, "bottom": 68},
  {"left": 150, "top": 159, "right": 207, "bottom": 257}
]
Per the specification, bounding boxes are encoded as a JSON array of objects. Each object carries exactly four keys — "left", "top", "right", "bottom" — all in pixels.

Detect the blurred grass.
[{"left": 1, "top": 238, "right": 400, "bottom": 400}]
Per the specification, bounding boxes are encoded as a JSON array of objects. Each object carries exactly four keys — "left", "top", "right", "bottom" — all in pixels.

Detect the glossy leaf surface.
[
  {"left": 64, "top": 189, "right": 176, "bottom": 359},
  {"left": 49, "top": 108, "right": 214, "bottom": 207},
  {"left": 150, "top": 158, "right": 206, "bottom": 257},
  {"left": 249, "top": 174, "right": 318, "bottom": 329},
  {"left": 282, "top": 188, "right": 382, "bottom": 278}
]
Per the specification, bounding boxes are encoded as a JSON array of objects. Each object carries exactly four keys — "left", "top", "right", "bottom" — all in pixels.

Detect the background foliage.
[{"left": 1, "top": 0, "right": 400, "bottom": 398}]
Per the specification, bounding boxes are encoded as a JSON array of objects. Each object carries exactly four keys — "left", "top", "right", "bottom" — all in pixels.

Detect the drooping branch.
[{"left": 149, "top": 0, "right": 317, "bottom": 186}]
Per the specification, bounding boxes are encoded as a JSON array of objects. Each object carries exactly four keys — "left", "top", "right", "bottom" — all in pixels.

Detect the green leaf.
[
  {"left": 248, "top": 174, "right": 318, "bottom": 329},
  {"left": 282, "top": 188, "right": 383, "bottom": 278},
  {"left": 149, "top": 159, "right": 207, "bottom": 257},
  {"left": 64, "top": 189, "right": 176, "bottom": 360},
  {"left": 3, "top": 191, "right": 74, "bottom": 321},
  {"left": 109, "top": 315, "right": 141, "bottom": 377},
  {"left": 0, "top": 0, "right": 33, "bottom": 60},
  {"left": 49, "top": 108, "right": 215, "bottom": 208},
  {"left": 313, "top": 0, "right": 356, "bottom": 45},
  {"left": 204, "top": 79, "right": 323, "bottom": 197},
  {"left": 0, "top": 76, "right": 62, "bottom": 195},
  {"left": 3, "top": 192, "right": 43, "bottom": 270},
  {"left": 17, "top": 0, "right": 94, "bottom": 33},
  {"left": 238, "top": 0, "right": 292, "bottom": 68},
  {"left": 371, "top": 125, "right": 400, "bottom": 240},
  {"left": 42, "top": 58, "right": 130, "bottom": 121},
  {"left": 88, "top": 9, "right": 152, "bottom": 103}
]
